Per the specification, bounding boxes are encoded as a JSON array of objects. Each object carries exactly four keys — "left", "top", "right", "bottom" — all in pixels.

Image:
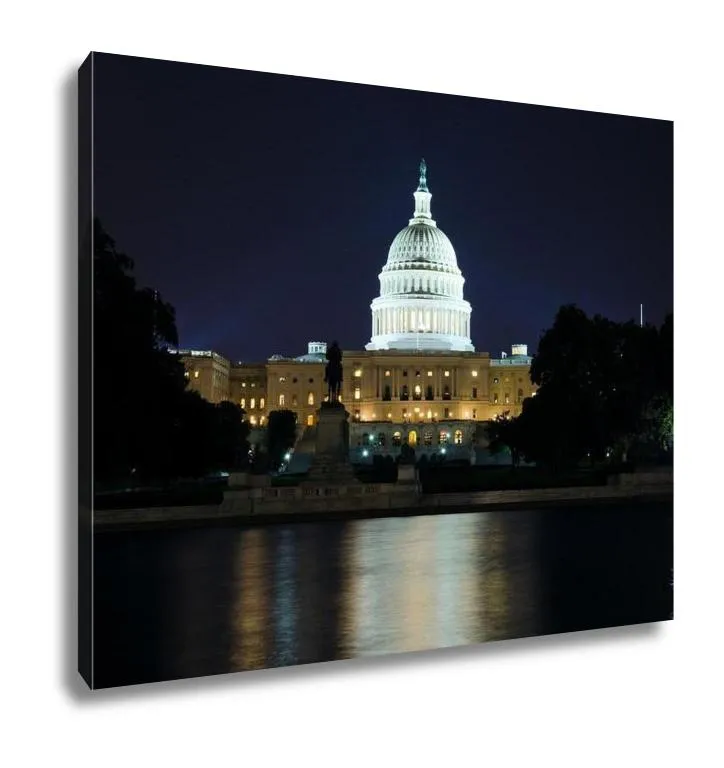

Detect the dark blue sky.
[{"left": 93, "top": 53, "right": 673, "bottom": 362}]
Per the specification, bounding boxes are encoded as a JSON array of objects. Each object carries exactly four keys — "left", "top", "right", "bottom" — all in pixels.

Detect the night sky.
[{"left": 93, "top": 52, "right": 673, "bottom": 363}]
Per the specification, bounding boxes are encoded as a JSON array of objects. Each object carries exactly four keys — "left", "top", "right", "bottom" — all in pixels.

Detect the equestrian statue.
[{"left": 324, "top": 340, "right": 343, "bottom": 404}]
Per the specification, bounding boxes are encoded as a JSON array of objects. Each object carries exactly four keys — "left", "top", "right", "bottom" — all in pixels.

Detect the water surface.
[{"left": 94, "top": 500, "right": 672, "bottom": 688}]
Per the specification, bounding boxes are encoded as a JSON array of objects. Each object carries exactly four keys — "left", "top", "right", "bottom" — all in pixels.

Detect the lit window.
[
  {"left": 259, "top": 416, "right": 265, "bottom": 425},
  {"left": 250, "top": 398, "right": 255, "bottom": 410},
  {"left": 472, "top": 387, "right": 478, "bottom": 399},
  {"left": 505, "top": 393, "right": 510, "bottom": 404},
  {"left": 493, "top": 377, "right": 499, "bottom": 384},
  {"left": 279, "top": 376, "right": 286, "bottom": 383},
  {"left": 241, "top": 398, "right": 246, "bottom": 408},
  {"left": 292, "top": 395, "right": 298, "bottom": 406},
  {"left": 471, "top": 370, "right": 478, "bottom": 377},
  {"left": 279, "top": 394, "right": 285, "bottom": 406},
  {"left": 194, "top": 370, "right": 199, "bottom": 379},
  {"left": 472, "top": 409, "right": 477, "bottom": 419},
  {"left": 414, "top": 384, "right": 422, "bottom": 395},
  {"left": 260, "top": 397, "right": 265, "bottom": 409},
  {"left": 493, "top": 393, "right": 499, "bottom": 404},
  {"left": 354, "top": 369, "right": 362, "bottom": 378},
  {"left": 307, "top": 414, "right": 314, "bottom": 426},
  {"left": 251, "top": 382, "right": 256, "bottom": 388},
  {"left": 354, "top": 410, "right": 360, "bottom": 421},
  {"left": 427, "top": 410, "right": 432, "bottom": 420},
  {"left": 444, "top": 370, "right": 450, "bottom": 377},
  {"left": 241, "top": 382, "right": 246, "bottom": 388},
  {"left": 308, "top": 392, "right": 314, "bottom": 405},
  {"left": 427, "top": 370, "right": 433, "bottom": 377},
  {"left": 354, "top": 387, "right": 361, "bottom": 400},
  {"left": 385, "top": 370, "right": 391, "bottom": 377},
  {"left": 454, "top": 429, "right": 463, "bottom": 445},
  {"left": 250, "top": 415, "right": 257, "bottom": 425},
  {"left": 387, "top": 412, "right": 392, "bottom": 419}
]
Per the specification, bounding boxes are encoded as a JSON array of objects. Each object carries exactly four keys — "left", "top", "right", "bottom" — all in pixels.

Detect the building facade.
[{"left": 175, "top": 162, "right": 536, "bottom": 457}]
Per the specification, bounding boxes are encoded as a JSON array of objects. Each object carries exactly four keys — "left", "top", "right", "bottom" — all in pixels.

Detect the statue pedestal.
[{"left": 303, "top": 402, "right": 358, "bottom": 485}]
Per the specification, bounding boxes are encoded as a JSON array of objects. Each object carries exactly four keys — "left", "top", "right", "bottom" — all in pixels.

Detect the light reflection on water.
[{"left": 93, "top": 502, "right": 672, "bottom": 688}]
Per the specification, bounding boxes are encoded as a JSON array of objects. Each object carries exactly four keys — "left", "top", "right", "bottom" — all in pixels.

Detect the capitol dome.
[{"left": 366, "top": 160, "right": 474, "bottom": 352}]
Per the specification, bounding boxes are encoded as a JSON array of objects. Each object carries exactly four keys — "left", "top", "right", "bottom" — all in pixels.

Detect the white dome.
[
  {"left": 366, "top": 161, "right": 474, "bottom": 352},
  {"left": 383, "top": 224, "right": 460, "bottom": 276}
]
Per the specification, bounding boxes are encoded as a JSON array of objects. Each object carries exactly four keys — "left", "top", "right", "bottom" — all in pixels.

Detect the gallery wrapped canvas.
[{"left": 78, "top": 52, "right": 673, "bottom": 690}]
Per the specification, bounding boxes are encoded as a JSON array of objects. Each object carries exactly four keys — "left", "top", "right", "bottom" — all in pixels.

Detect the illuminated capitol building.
[{"left": 177, "top": 162, "right": 536, "bottom": 456}]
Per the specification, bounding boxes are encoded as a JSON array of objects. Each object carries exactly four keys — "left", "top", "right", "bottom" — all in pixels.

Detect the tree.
[
  {"left": 93, "top": 218, "right": 188, "bottom": 484},
  {"left": 485, "top": 412, "right": 523, "bottom": 467},
  {"left": 525, "top": 304, "right": 673, "bottom": 468},
  {"left": 266, "top": 410, "right": 297, "bottom": 470}
]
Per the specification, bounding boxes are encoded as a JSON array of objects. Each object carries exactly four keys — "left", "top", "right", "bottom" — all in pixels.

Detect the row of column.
[
  {"left": 373, "top": 307, "right": 470, "bottom": 337},
  {"left": 374, "top": 367, "right": 460, "bottom": 398}
]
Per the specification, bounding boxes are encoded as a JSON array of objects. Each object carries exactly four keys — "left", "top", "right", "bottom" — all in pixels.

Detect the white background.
[{"left": 1, "top": 1, "right": 723, "bottom": 765}]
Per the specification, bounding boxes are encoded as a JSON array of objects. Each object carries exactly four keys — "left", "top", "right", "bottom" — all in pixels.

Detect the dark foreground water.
[{"left": 93, "top": 499, "right": 673, "bottom": 688}]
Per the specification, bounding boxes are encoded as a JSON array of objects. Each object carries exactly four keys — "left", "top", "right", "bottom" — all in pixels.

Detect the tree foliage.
[
  {"left": 517, "top": 304, "right": 674, "bottom": 469},
  {"left": 93, "top": 219, "right": 249, "bottom": 485},
  {"left": 266, "top": 410, "right": 298, "bottom": 470}
]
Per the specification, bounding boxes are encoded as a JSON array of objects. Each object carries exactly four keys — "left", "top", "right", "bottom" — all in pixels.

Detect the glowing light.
[
  {"left": 441, "top": 447, "right": 446, "bottom": 454},
  {"left": 354, "top": 369, "right": 362, "bottom": 378},
  {"left": 284, "top": 452, "right": 291, "bottom": 461},
  {"left": 427, "top": 370, "right": 433, "bottom": 377},
  {"left": 194, "top": 370, "right": 199, "bottom": 379},
  {"left": 369, "top": 435, "right": 375, "bottom": 442},
  {"left": 444, "top": 370, "right": 450, "bottom": 377},
  {"left": 362, "top": 449, "right": 369, "bottom": 457}
]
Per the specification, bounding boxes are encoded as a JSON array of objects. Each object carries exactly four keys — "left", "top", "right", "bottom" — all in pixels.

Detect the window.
[
  {"left": 493, "top": 377, "right": 499, "bottom": 384},
  {"left": 292, "top": 377, "right": 298, "bottom": 383},
  {"left": 400, "top": 385, "right": 409, "bottom": 401},
  {"left": 308, "top": 392, "right": 314, "bottom": 405},
  {"left": 402, "top": 370, "right": 408, "bottom": 377},
  {"left": 472, "top": 387, "right": 478, "bottom": 399},
  {"left": 423, "top": 430, "right": 433, "bottom": 446},
  {"left": 279, "top": 394, "right": 285, "bottom": 406},
  {"left": 425, "top": 385, "right": 434, "bottom": 400},
  {"left": 387, "top": 412, "right": 392, "bottom": 419},
  {"left": 251, "top": 382, "right": 256, "bottom": 388},
  {"left": 240, "top": 398, "right": 246, "bottom": 408},
  {"left": 383, "top": 385, "right": 392, "bottom": 401},
  {"left": 493, "top": 393, "right": 499, "bottom": 404},
  {"left": 250, "top": 398, "right": 255, "bottom": 409},
  {"left": 442, "top": 386, "right": 451, "bottom": 400},
  {"left": 354, "top": 369, "right": 362, "bottom": 378},
  {"left": 444, "top": 370, "right": 450, "bottom": 377},
  {"left": 427, "top": 370, "right": 433, "bottom": 377},
  {"left": 354, "top": 410, "right": 360, "bottom": 421},
  {"left": 505, "top": 393, "right": 510, "bottom": 405},
  {"left": 292, "top": 395, "right": 298, "bottom": 406},
  {"left": 415, "top": 370, "right": 421, "bottom": 377},
  {"left": 385, "top": 370, "right": 391, "bottom": 377},
  {"left": 279, "top": 376, "right": 286, "bottom": 383},
  {"left": 194, "top": 370, "right": 200, "bottom": 379},
  {"left": 408, "top": 430, "right": 417, "bottom": 446},
  {"left": 444, "top": 408, "right": 450, "bottom": 418},
  {"left": 413, "top": 384, "right": 422, "bottom": 400},
  {"left": 309, "top": 378, "right": 314, "bottom": 384},
  {"left": 427, "top": 410, "right": 432, "bottom": 420},
  {"left": 472, "top": 409, "right": 477, "bottom": 419},
  {"left": 250, "top": 415, "right": 257, "bottom": 425},
  {"left": 392, "top": 431, "right": 402, "bottom": 447},
  {"left": 439, "top": 431, "right": 449, "bottom": 445},
  {"left": 260, "top": 398, "right": 265, "bottom": 409},
  {"left": 517, "top": 388, "right": 524, "bottom": 403},
  {"left": 354, "top": 387, "right": 361, "bottom": 400},
  {"left": 378, "top": 433, "right": 386, "bottom": 447},
  {"left": 471, "top": 370, "right": 478, "bottom": 377},
  {"left": 307, "top": 414, "right": 314, "bottom": 426},
  {"left": 454, "top": 429, "right": 463, "bottom": 445},
  {"left": 241, "top": 382, "right": 246, "bottom": 388}
]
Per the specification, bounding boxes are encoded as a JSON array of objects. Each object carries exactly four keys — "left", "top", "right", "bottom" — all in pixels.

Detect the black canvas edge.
[{"left": 78, "top": 52, "right": 93, "bottom": 690}]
